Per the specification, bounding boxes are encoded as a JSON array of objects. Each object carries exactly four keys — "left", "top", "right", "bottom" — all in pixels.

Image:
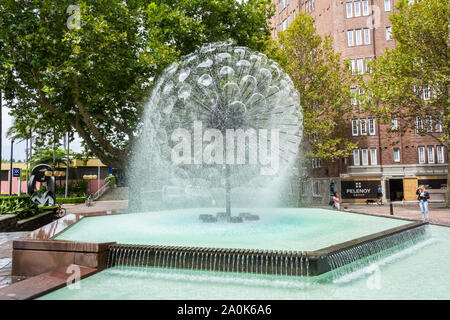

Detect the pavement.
[
  {"left": 339, "top": 202, "right": 450, "bottom": 227},
  {"left": 61, "top": 200, "right": 128, "bottom": 214},
  {"left": 0, "top": 232, "right": 28, "bottom": 289}
]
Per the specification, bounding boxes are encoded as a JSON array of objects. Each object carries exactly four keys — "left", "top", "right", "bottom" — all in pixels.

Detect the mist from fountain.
[{"left": 127, "top": 40, "right": 302, "bottom": 215}]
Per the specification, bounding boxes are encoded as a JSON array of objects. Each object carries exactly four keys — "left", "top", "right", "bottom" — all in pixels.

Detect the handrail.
[{"left": 93, "top": 179, "right": 111, "bottom": 201}]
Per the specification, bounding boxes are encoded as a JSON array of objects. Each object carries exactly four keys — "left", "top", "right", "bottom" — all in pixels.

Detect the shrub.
[
  {"left": 56, "top": 197, "right": 86, "bottom": 204},
  {"left": 38, "top": 206, "right": 57, "bottom": 213},
  {"left": 0, "top": 196, "right": 39, "bottom": 219}
]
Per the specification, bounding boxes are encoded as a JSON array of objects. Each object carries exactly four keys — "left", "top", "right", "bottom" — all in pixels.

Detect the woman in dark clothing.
[{"left": 416, "top": 185, "right": 430, "bottom": 220}]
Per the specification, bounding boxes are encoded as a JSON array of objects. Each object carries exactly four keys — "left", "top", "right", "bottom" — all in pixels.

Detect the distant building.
[
  {"left": 0, "top": 159, "right": 110, "bottom": 195},
  {"left": 270, "top": 0, "right": 447, "bottom": 204}
]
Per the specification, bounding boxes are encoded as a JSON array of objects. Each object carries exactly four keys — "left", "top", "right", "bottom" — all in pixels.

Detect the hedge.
[
  {"left": 56, "top": 197, "right": 86, "bottom": 204},
  {"left": 0, "top": 195, "right": 31, "bottom": 201},
  {"left": 38, "top": 206, "right": 57, "bottom": 212}
]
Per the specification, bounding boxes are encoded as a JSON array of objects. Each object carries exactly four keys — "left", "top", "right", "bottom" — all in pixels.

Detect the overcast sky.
[{"left": 1, "top": 97, "right": 83, "bottom": 161}]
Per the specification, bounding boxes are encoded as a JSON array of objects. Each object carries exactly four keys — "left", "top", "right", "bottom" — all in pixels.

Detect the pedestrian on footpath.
[
  {"left": 333, "top": 192, "right": 340, "bottom": 211},
  {"left": 416, "top": 185, "right": 430, "bottom": 221}
]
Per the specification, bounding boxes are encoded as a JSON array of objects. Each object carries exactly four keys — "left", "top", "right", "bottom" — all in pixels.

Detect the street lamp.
[{"left": 9, "top": 138, "right": 14, "bottom": 195}]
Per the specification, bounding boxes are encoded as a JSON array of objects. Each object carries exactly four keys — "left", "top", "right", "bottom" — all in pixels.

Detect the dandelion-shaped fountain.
[{"left": 129, "top": 40, "right": 303, "bottom": 222}]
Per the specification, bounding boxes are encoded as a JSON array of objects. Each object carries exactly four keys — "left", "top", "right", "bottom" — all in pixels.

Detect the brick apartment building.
[{"left": 271, "top": 0, "right": 448, "bottom": 204}]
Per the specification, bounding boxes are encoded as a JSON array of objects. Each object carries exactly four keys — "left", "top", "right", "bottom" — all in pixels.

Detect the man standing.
[{"left": 377, "top": 185, "right": 383, "bottom": 205}]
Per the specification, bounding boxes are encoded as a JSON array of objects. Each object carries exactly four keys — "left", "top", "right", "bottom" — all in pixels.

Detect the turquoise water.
[
  {"left": 54, "top": 208, "right": 408, "bottom": 251},
  {"left": 41, "top": 225, "right": 450, "bottom": 300}
]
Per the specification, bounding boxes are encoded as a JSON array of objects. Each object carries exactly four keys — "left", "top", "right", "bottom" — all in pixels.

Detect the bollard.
[{"left": 390, "top": 203, "right": 394, "bottom": 215}]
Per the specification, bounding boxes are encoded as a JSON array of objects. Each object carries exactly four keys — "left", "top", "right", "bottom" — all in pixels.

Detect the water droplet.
[
  {"left": 236, "top": 60, "right": 251, "bottom": 68},
  {"left": 178, "top": 85, "right": 191, "bottom": 100},
  {"left": 198, "top": 74, "right": 213, "bottom": 87},
  {"left": 216, "top": 52, "right": 232, "bottom": 63},
  {"left": 229, "top": 101, "right": 246, "bottom": 113},
  {"left": 178, "top": 68, "right": 191, "bottom": 82},
  {"left": 162, "top": 81, "right": 174, "bottom": 96},
  {"left": 197, "top": 59, "right": 213, "bottom": 69},
  {"left": 219, "top": 66, "right": 234, "bottom": 77}
]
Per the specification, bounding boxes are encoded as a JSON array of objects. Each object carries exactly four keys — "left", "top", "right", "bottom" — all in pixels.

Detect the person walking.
[
  {"left": 333, "top": 192, "right": 340, "bottom": 211},
  {"left": 416, "top": 185, "right": 430, "bottom": 221},
  {"left": 377, "top": 184, "right": 383, "bottom": 205}
]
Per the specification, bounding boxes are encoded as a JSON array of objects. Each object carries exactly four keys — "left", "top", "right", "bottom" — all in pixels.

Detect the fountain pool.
[
  {"left": 53, "top": 208, "right": 409, "bottom": 251},
  {"left": 40, "top": 224, "right": 450, "bottom": 300}
]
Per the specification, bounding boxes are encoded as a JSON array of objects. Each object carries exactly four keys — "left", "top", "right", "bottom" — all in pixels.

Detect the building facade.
[{"left": 271, "top": 0, "right": 448, "bottom": 204}]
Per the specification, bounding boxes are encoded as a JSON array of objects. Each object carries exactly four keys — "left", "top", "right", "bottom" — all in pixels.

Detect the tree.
[
  {"left": 0, "top": 0, "right": 274, "bottom": 168},
  {"left": 30, "top": 148, "right": 68, "bottom": 168},
  {"left": 363, "top": 0, "right": 449, "bottom": 205},
  {"left": 275, "top": 13, "right": 356, "bottom": 165}
]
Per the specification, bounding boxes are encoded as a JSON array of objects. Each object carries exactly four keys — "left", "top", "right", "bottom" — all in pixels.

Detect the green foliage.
[
  {"left": 56, "top": 197, "right": 86, "bottom": 204},
  {"left": 38, "top": 206, "right": 57, "bottom": 212},
  {"left": 363, "top": 0, "right": 449, "bottom": 139},
  {"left": 30, "top": 148, "right": 68, "bottom": 168},
  {"left": 0, "top": 196, "right": 40, "bottom": 219},
  {"left": 54, "top": 180, "right": 88, "bottom": 196},
  {"left": 363, "top": 0, "right": 449, "bottom": 204},
  {"left": 0, "top": 195, "right": 32, "bottom": 201},
  {"left": 106, "top": 174, "right": 116, "bottom": 185},
  {"left": 276, "top": 13, "right": 357, "bottom": 161},
  {"left": 0, "top": 0, "right": 274, "bottom": 168}
]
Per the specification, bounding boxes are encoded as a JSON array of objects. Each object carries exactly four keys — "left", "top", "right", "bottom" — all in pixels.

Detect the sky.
[{"left": 1, "top": 97, "right": 84, "bottom": 161}]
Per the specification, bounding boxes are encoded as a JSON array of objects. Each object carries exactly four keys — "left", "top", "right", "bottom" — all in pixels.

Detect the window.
[
  {"left": 425, "top": 116, "right": 433, "bottom": 132},
  {"left": 384, "top": 0, "right": 391, "bottom": 11},
  {"left": 418, "top": 147, "right": 426, "bottom": 164},
  {"left": 362, "top": 0, "right": 369, "bottom": 15},
  {"left": 362, "top": 149, "right": 369, "bottom": 166},
  {"left": 370, "top": 148, "right": 377, "bottom": 165},
  {"left": 353, "top": 149, "right": 360, "bottom": 166},
  {"left": 357, "top": 58, "right": 364, "bottom": 74},
  {"left": 369, "top": 119, "right": 376, "bottom": 135},
  {"left": 437, "top": 146, "right": 445, "bottom": 163},
  {"left": 313, "top": 180, "right": 322, "bottom": 196},
  {"left": 392, "top": 119, "right": 398, "bottom": 130},
  {"left": 346, "top": 2, "right": 353, "bottom": 18},
  {"left": 352, "top": 119, "right": 359, "bottom": 136},
  {"left": 427, "top": 146, "right": 435, "bottom": 164},
  {"left": 348, "top": 30, "right": 354, "bottom": 46},
  {"left": 435, "top": 122, "right": 442, "bottom": 132},
  {"left": 355, "top": 29, "right": 362, "bottom": 45},
  {"left": 423, "top": 86, "right": 431, "bottom": 100},
  {"left": 416, "top": 117, "right": 423, "bottom": 132},
  {"left": 393, "top": 148, "right": 401, "bottom": 162},
  {"left": 282, "top": 0, "right": 287, "bottom": 10},
  {"left": 364, "top": 28, "right": 370, "bottom": 45},
  {"left": 350, "top": 88, "right": 357, "bottom": 105},
  {"left": 312, "top": 158, "right": 321, "bottom": 169},
  {"left": 360, "top": 119, "right": 367, "bottom": 135},
  {"left": 358, "top": 88, "right": 364, "bottom": 104},
  {"left": 386, "top": 27, "right": 392, "bottom": 40},
  {"left": 354, "top": 1, "right": 361, "bottom": 17},
  {"left": 351, "top": 59, "right": 356, "bottom": 74},
  {"left": 365, "top": 57, "right": 373, "bottom": 73},
  {"left": 282, "top": 19, "right": 287, "bottom": 31}
]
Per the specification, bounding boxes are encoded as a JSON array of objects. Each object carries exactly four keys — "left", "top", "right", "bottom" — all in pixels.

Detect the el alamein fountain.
[
  {"left": 16, "top": 41, "right": 430, "bottom": 294},
  {"left": 128, "top": 40, "right": 303, "bottom": 223}
]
